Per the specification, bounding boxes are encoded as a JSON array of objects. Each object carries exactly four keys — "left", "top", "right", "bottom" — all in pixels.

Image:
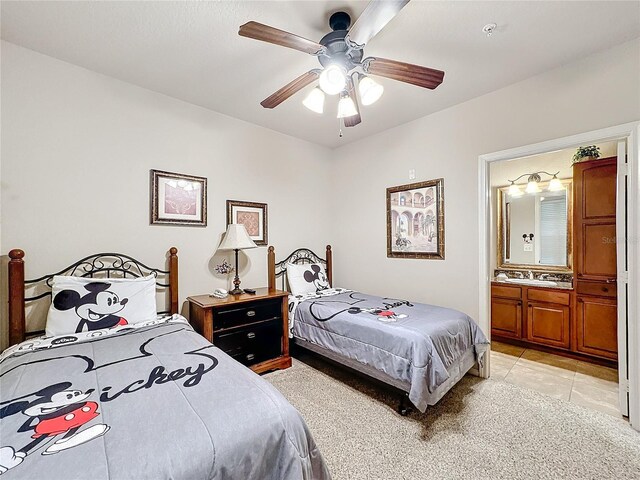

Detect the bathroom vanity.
[{"left": 491, "top": 157, "right": 618, "bottom": 365}]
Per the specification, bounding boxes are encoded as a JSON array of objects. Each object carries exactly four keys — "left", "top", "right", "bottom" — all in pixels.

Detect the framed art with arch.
[{"left": 386, "top": 178, "right": 445, "bottom": 259}]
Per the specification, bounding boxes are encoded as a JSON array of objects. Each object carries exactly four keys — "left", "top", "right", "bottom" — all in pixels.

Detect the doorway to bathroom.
[{"left": 478, "top": 122, "right": 639, "bottom": 430}]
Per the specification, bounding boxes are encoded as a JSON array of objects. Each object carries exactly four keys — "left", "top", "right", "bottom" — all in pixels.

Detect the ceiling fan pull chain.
[{"left": 338, "top": 118, "right": 343, "bottom": 138}]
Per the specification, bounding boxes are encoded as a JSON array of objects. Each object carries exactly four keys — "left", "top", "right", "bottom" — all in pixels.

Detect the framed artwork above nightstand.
[{"left": 187, "top": 288, "right": 290, "bottom": 374}]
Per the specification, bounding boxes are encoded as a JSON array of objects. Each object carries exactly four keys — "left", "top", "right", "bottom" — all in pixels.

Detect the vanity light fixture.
[
  {"left": 525, "top": 173, "right": 542, "bottom": 194},
  {"left": 548, "top": 174, "right": 564, "bottom": 191},
  {"left": 508, "top": 182, "right": 523, "bottom": 197},
  {"left": 508, "top": 171, "right": 563, "bottom": 196}
]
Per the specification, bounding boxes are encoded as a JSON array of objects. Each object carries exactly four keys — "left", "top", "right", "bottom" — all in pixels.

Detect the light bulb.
[
  {"left": 302, "top": 87, "right": 325, "bottom": 114},
  {"left": 508, "top": 183, "right": 523, "bottom": 197},
  {"left": 337, "top": 93, "right": 358, "bottom": 118},
  {"left": 319, "top": 65, "right": 346, "bottom": 95},
  {"left": 358, "top": 75, "right": 384, "bottom": 105},
  {"left": 548, "top": 177, "right": 564, "bottom": 191},
  {"left": 526, "top": 181, "right": 540, "bottom": 194}
]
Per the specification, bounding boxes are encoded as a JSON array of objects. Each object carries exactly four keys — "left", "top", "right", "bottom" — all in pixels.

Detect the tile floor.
[{"left": 490, "top": 341, "right": 622, "bottom": 418}]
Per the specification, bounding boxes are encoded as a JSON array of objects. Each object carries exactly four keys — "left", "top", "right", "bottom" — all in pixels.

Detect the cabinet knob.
[
  {"left": 246, "top": 310, "right": 256, "bottom": 317},
  {"left": 602, "top": 287, "right": 608, "bottom": 292},
  {"left": 577, "top": 298, "right": 584, "bottom": 303},
  {"left": 246, "top": 353, "right": 255, "bottom": 361},
  {"left": 247, "top": 332, "right": 256, "bottom": 339}
]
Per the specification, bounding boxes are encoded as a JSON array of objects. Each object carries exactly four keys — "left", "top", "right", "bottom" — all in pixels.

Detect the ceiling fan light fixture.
[
  {"left": 319, "top": 64, "right": 347, "bottom": 95},
  {"left": 358, "top": 75, "right": 384, "bottom": 105},
  {"left": 302, "top": 87, "right": 325, "bottom": 113},
  {"left": 337, "top": 92, "right": 358, "bottom": 118}
]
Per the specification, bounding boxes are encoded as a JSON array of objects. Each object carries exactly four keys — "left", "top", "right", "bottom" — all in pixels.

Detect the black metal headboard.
[
  {"left": 8, "top": 248, "right": 178, "bottom": 346},
  {"left": 268, "top": 245, "right": 332, "bottom": 292}
]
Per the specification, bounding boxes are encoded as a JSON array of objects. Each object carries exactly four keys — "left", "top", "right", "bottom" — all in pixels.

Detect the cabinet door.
[
  {"left": 491, "top": 297, "right": 522, "bottom": 339},
  {"left": 574, "top": 157, "right": 617, "bottom": 282},
  {"left": 576, "top": 296, "right": 617, "bottom": 360},
  {"left": 526, "top": 302, "right": 570, "bottom": 349}
]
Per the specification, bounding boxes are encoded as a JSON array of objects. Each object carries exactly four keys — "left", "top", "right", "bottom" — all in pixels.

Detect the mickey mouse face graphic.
[
  {"left": 303, "top": 265, "right": 330, "bottom": 291},
  {"left": 53, "top": 282, "right": 129, "bottom": 333}
]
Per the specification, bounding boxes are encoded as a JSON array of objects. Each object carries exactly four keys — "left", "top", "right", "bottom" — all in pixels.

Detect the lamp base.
[{"left": 229, "top": 287, "right": 244, "bottom": 296}]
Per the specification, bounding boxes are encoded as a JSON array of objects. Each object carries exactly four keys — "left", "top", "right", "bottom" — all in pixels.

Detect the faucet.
[
  {"left": 527, "top": 271, "right": 534, "bottom": 280},
  {"left": 514, "top": 272, "right": 525, "bottom": 279},
  {"left": 539, "top": 273, "right": 550, "bottom": 280}
]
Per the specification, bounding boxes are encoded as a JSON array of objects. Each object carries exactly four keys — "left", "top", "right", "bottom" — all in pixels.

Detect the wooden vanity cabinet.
[
  {"left": 526, "top": 288, "right": 570, "bottom": 350},
  {"left": 491, "top": 285, "right": 523, "bottom": 339},
  {"left": 491, "top": 284, "right": 572, "bottom": 351},
  {"left": 573, "top": 156, "right": 618, "bottom": 361}
]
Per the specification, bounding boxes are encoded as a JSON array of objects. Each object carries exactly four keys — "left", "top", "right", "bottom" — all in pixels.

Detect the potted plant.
[{"left": 572, "top": 145, "right": 601, "bottom": 164}]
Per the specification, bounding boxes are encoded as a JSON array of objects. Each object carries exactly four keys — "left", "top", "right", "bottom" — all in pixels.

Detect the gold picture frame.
[{"left": 387, "top": 178, "right": 445, "bottom": 259}]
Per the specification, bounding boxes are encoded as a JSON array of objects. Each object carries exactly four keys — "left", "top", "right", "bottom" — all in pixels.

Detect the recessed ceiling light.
[{"left": 482, "top": 23, "right": 497, "bottom": 37}]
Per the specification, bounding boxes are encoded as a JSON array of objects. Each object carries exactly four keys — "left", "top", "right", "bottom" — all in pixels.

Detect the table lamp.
[{"left": 218, "top": 224, "right": 257, "bottom": 295}]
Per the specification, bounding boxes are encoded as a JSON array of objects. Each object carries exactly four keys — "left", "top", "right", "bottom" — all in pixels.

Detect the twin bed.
[
  {"left": 268, "top": 245, "right": 489, "bottom": 415},
  {"left": 1, "top": 244, "right": 488, "bottom": 479},
  {"left": 1, "top": 248, "right": 329, "bottom": 479}
]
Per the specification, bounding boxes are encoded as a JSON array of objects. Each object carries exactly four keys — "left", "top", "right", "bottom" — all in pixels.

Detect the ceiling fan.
[{"left": 238, "top": 0, "right": 445, "bottom": 128}]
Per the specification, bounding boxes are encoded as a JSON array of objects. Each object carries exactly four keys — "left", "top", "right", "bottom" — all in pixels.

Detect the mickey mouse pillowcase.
[
  {"left": 46, "top": 275, "right": 158, "bottom": 337},
  {"left": 286, "top": 263, "right": 331, "bottom": 296}
]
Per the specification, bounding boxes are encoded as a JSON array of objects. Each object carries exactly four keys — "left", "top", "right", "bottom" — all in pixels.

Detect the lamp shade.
[
  {"left": 358, "top": 75, "right": 384, "bottom": 105},
  {"left": 319, "top": 64, "right": 346, "bottom": 95},
  {"left": 337, "top": 93, "right": 358, "bottom": 118},
  {"left": 218, "top": 224, "right": 257, "bottom": 251},
  {"left": 303, "top": 87, "right": 325, "bottom": 113}
]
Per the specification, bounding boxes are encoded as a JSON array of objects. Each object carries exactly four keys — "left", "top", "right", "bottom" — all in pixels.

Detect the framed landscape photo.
[
  {"left": 226, "top": 200, "right": 268, "bottom": 246},
  {"left": 387, "top": 178, "right": 445, "bottom": 259},
  {"left": 150, "top": 169, "right": 207, "bottom": 226}
]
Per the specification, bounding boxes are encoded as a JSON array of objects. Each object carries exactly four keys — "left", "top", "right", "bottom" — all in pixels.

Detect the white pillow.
[
  {"left": 286, "top": 263, "right": 330, "bottom": 296},
  {"left": 46, "top": 275, "right": 157, "bottom": 336}
]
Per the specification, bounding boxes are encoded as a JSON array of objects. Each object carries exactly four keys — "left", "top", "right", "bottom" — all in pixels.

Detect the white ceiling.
[{"left": 2, "top": 1, "right": 639, "bottom": 148}]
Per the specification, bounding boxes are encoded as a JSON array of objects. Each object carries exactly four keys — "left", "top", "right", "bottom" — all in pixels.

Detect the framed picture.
[
  {"left": 150, "top": 169, "right": 207, "bottom": 226},
  {"left": 226, "top": 200, "right": 268, "bottom": 246},
  {"left": 387, "top": 178, "right": 445, "bottom": 259}
]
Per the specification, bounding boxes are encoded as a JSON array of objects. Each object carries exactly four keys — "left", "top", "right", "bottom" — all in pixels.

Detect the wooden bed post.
[
  {"left": 8, "top": 249, "right": 26, "bottom": 346},
  {"left": 326, "top": 245, "right": 333, "bottom": 287},
  {"left": 268, "top": 246, "right": 276, "bottom": 292},
  {"left": 169, "top": 247, "right": 179, "bottom": 314}
]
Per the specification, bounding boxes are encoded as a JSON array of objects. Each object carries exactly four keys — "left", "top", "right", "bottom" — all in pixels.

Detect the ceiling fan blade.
[
  {"left": 344, "top": 76, "right": 362, "bottom": 128},
  {"left": 261, "top": 70, "right": 320, "bottom": 109},
  {"left": 363, "top": 57, "right": 444, "bottom": 89},
  {"left": 345, "top": 0, "right": 410, "bottom": 48},
  {"left": 239, "top": 21, "right": 326, "bottom": 56}
]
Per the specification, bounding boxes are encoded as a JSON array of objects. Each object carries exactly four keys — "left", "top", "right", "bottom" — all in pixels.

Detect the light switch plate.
[{"left": 409, "top": 169, "right": 416, "bottom": 180}]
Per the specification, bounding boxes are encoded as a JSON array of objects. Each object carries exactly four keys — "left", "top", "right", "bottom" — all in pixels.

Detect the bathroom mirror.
[{"left": 497, "top": 179, "right": 572, "bottom": 272}]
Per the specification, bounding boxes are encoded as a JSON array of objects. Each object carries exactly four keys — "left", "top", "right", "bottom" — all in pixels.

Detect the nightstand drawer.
[
  {"left": 216, "top": 320, "right": 283, "bottom": 366},
  {"left": 215, "top": 299, "right": 282, "bottom": 330}
]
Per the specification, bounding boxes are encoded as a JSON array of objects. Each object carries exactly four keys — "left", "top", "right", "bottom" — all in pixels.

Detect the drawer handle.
[
  {"left": 246, "top": 310, "right": 256, "bottom": 317},
  {"left": 602, "top": 287, "right": 609, "bottom": 292},
  {"left": 606, "top": 279, "right": 616, "bottom": 284},
  {"left": 247, "top": 332, "right": 256, "bottom": 339},
  {"left": 246, "top": 353, "right": 255, "bottom": 361}
]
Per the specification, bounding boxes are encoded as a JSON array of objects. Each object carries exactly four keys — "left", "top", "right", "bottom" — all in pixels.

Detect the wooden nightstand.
[{"left": 187, "top": 288, "right": 291, "bottom": 374}]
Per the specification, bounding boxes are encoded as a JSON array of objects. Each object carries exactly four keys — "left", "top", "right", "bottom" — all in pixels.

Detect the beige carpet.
[{"left": 265, "top": 355, "right": 640, "bottom": 480}]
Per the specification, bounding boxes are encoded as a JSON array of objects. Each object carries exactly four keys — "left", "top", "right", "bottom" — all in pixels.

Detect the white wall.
[
  {"left": 329, "top": 39, "right": 640, "bottom": 321},
  {"left": 0, "top": 41, "right": 333, "bottom": 348}
]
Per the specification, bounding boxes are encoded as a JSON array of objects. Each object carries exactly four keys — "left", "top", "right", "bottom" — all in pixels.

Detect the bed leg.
[{"left": 397, "top": 393, "right": 411, "bottom": 417}]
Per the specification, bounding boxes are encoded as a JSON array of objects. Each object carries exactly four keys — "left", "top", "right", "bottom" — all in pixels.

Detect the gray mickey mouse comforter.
[
  {"left": 0, "top": 315, "right": 330, "bottom": 480},
  {"left": 290, "top": 290, "right": 489, "bottom": 412}
]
